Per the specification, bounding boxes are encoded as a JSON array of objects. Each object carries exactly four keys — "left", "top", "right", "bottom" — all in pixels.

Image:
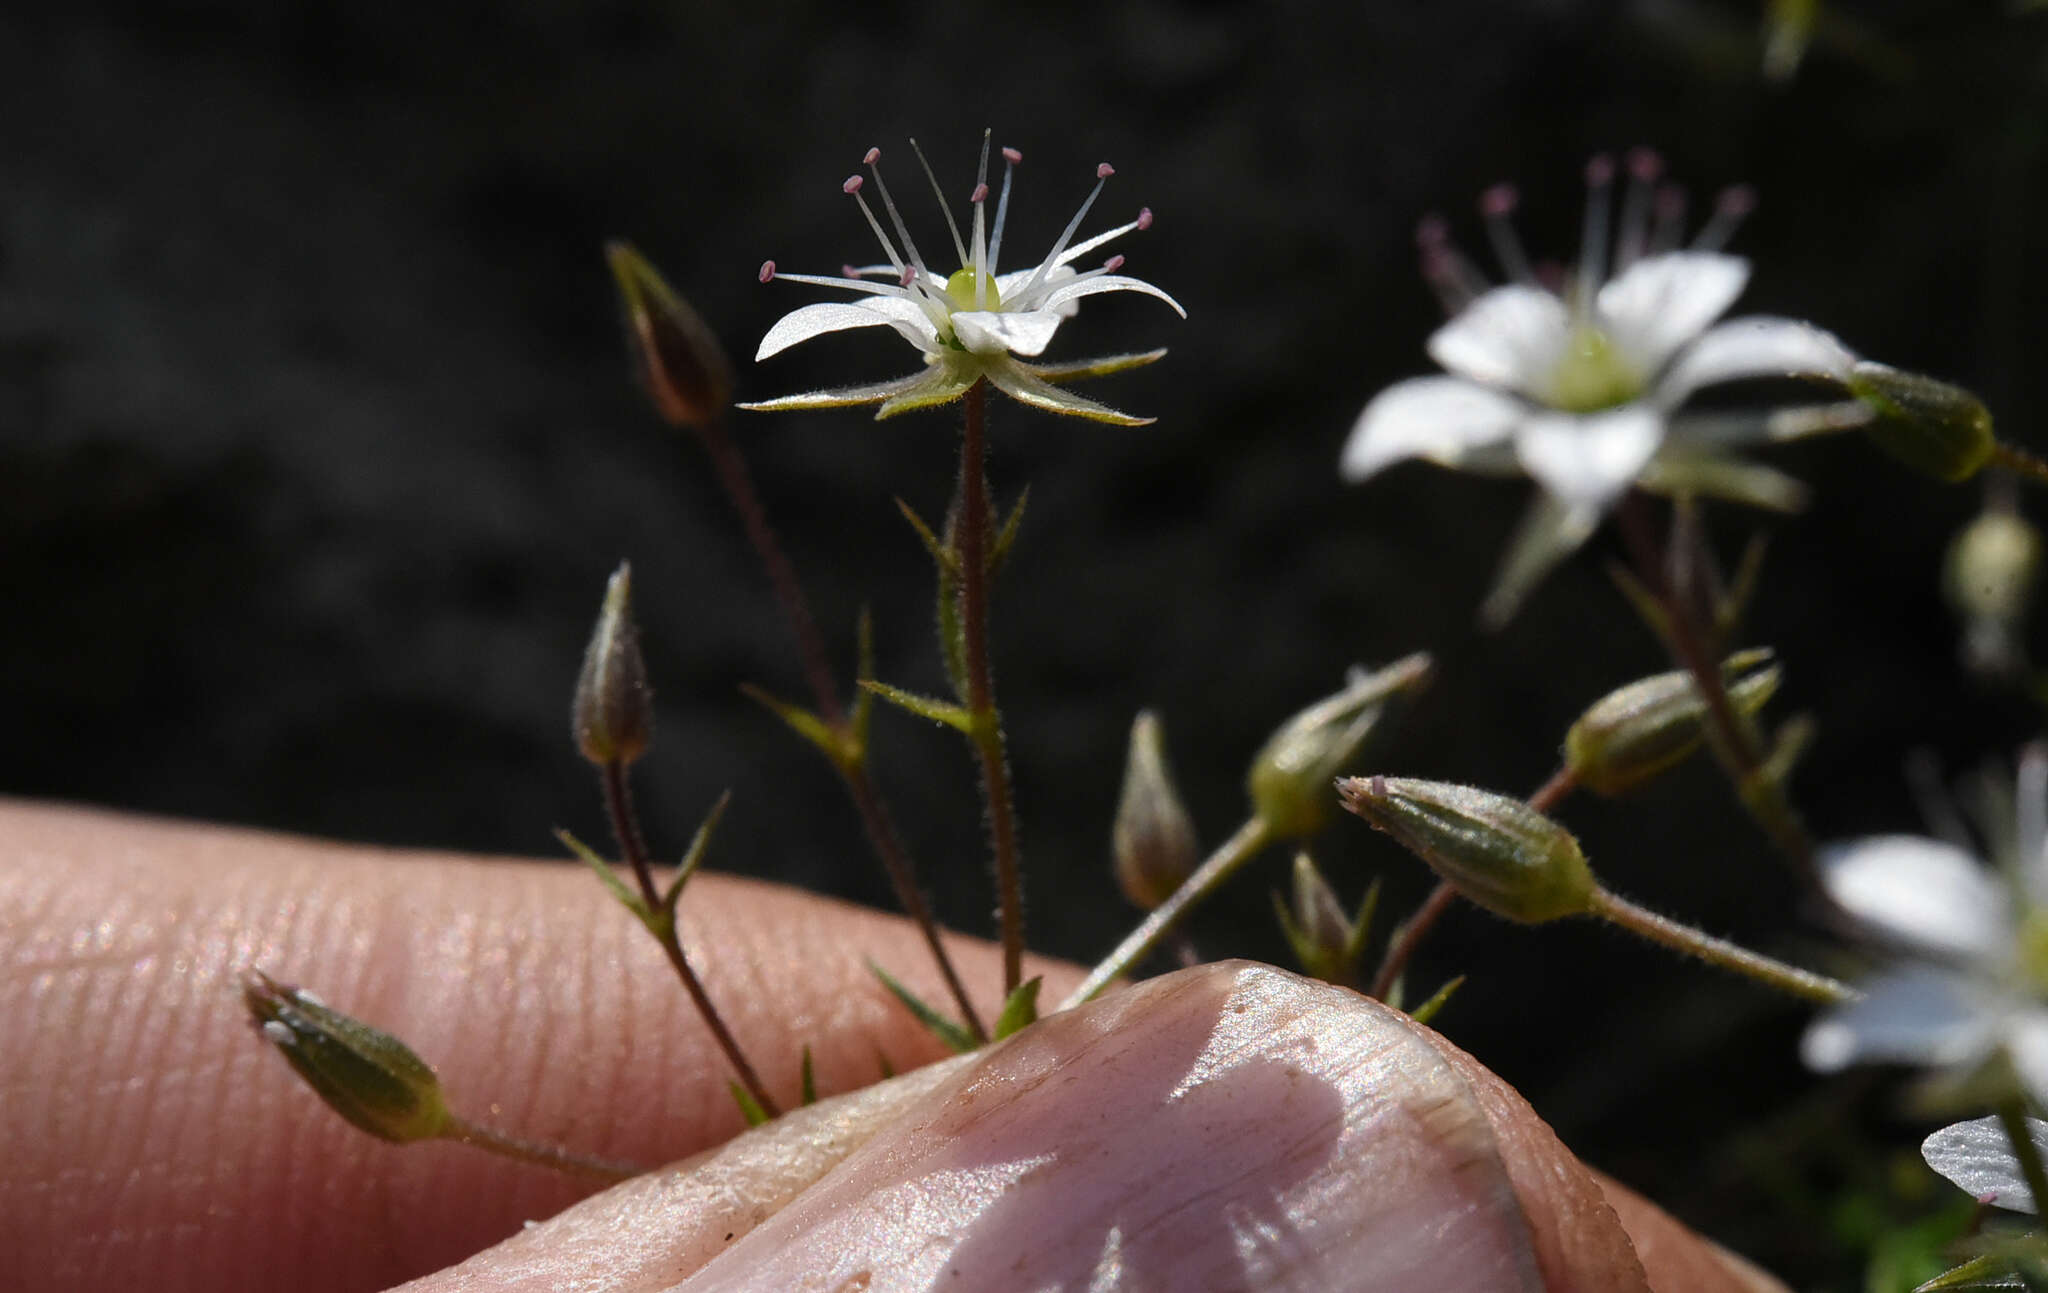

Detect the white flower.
[
  {"left": 1339, "top": 151, "right": 1863, "bottom": 625},
  {"left": 738, "top": 134, "right": 1184, "bottom": 426},
  {"left": 1923, "top": 1113, "right": 2048, "bottom": 1213},
  {"left": 1801, "top": 747, "right": 2048, "bottom": 1105}
]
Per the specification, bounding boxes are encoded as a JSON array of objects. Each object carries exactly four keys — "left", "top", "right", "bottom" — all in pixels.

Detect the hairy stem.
[
  {"left": 1064, "top": 816, "right": 1277, "bottom": 1009},
  {"left": 603, "top": 759, "right": 780, "bottom": 1118},
  {"left": 956, "top": 380, "right": 1027, "bottom": 995},
  {"left": 1368, "top": 765, "right": 1577, "bottom": 1001},
  {"left": 1587, "top": 886, "right": 1855, "bottom": 1005},
  {"left": 443, "top": 1113, "right": 642, "bottom": 1182}
]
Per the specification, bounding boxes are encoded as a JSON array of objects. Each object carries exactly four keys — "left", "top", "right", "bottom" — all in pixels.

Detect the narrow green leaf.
[
  {"left": 799, "top": 1045, "right": 818, "bottom": 1107},
  {"left": 556, "top": 828, "right": 649, "bottom": 921},
  {"left": 875, "top": 1049, "right": 896, "bottom": 1080},
  {"left": 662, "top": 790, "right": 733, "bottom": 912},
  {"left": 868, "top": 961, "right": 977, "bottom": 1054},
  {"left": 990, "top": 484, "right": 1030, "bottom": 576},
  {"left": 728, "top": 1080, "right": 771, "bottom": 1128},
  {"left": 740, "top": 683, "right": 851, "bottom": 767},
  {"left": 859, "top": 680, "right": 974, "bottom": 732},
  {"left": 895, "top": 498, "right": 958, "bottom": 573},
  {"left": 1343, "top": 877, "right": 1383, "bottom": 967},
  {"left": 1714, "top": 533, "right": 1769, "bottom": 646},
  {"left": 1271, "top": 888, "right": 1313, "bottom": 971},
  {"left": 1408, "top": 975, "right": 1466, "bottom": 1027},
  {"left": 993, "top": 976, "right": 1043, "bottom": 1040},
  {"left": 1605, "top": 560, "right": 1674, "bottom": 646}
]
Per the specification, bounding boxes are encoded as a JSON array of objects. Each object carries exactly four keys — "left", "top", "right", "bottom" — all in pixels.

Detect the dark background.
[{"left": 6, "top": 0, "right": 2045, "bottom": 1282}]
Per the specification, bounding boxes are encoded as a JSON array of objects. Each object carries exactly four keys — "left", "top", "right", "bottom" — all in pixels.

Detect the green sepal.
[
  {"left": 1759, "top": 714, "right": 1816, "bottom": 789},
  {"left": 729, "top": 1080, "right": 771, "bottom": 1128},
  {"left": 993, "top": 976, "right": 1042, "bottom": 1040},
  {"left": 663, "top": 790, "right": 731, "bottom": 913},
  {"left": 859, "top": 680, "right": 974, "bottom": 732},
  {"left": 557, "top": 828, "right": 651, "bottom": 922},
  {"left": 740, "top": 683, "right": 858, "bottom": 773},
  {"left": 868, "top": 961, "right": 978, "bottom": 1054},
  {"left": 799, "top": 1045, "right": 818, "bottom": 1107},
  {"left": 1021, "top": 348, "right": 1168, "bottom": 383},
  {"left": 1911, "top": 1255, "right": 2024, "bottom": 1291},
  {"left": 990, "top": 485, "right": 1030, "bottom": 577},
  {"left": 1407, "top": 975, "right": 1466, "bottom": 1027}
]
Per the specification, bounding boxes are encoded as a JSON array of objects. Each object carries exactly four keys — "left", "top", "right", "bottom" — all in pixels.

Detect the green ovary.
[
  {"left": 944, "top": 267, "right": 1002, "bottom": 312},
  {"left": 1546, "top": 327, "right": 1643, "bottom": 413}
]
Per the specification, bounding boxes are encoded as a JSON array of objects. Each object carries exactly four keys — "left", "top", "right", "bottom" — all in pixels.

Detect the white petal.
[
  {"left": 1426, "top": 285, "right": 1571, "bottom": 393},
  {"left": 1029, "top": 273, "right": 1187, "bottom": 320},
  {"left": 1477, "top": 494, "right": 1601, "bottom": 630},
  {"left": 1596, "top": 252, "right": 1750, "bottom": 375},
  {"left": 756, "top": 298, "right": 937, "bottom": 361},
  {"left": 1512, "top": 405, "right": 1665, "bottom": 511},
  {"left": 951, "top": 309, "right": 1065, "bottom": 357},
  {"left": 1922, "top": 1113, "right": 2048, "bottom": 1213},
  {"left": 1339, "top": 377, "right": 1525, "bottom": 481},
  {"left": 1820, "top": 835, "right": 2012, "bottom": 960},
  {"left": 1654, "top": 316, "right": 1857, "bottom": 408},
  {"left": 1800, "top": 964, "right": 1997, "bottom": 1073}
]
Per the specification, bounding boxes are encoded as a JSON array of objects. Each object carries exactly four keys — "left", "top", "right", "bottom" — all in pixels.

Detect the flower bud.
[
  {"left": 1847, "top": 361, "right": 1995, "bottom": 483},
  {"left": 242, "top": 969, "right": 451, "bottom": 1143},
  {"left": 1273, "top": 851, "right": 1372, "bottom": 986},
  {"left": 1945, "top": 509, "right": 2042, "bottom": 675},
  {"left": 1248, "top": 653, "right": 1433, "bottom": 840},
  {"left": 1337, "top": 776, "right": 1597, "bottom": 924},
  {"left": 1112, "top": 710, "right": 1200, "bottom": 910},
  {"left": 572, "top": 562, "right": 653, "bottom": 767},
  {"left": 607, "top": 241, "right": 734, "bottom": 429},
  {"left": 1563, "top": 650, "right": 1781, "bottom": 796}
]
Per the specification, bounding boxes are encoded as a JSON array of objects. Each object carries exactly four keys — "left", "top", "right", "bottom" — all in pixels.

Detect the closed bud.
[
  {"left": 1337, "top": 776, "right": 1597, "bottom": 924},
  {"left": 607, "top": 241, "right": 734, "bottom": 429},
  {"left": 1272, "top": 852, "right": 1373, "bottom": 986},
  {"left": 1248, "top": 653, "right": 1433, "bottom": 840},
  {"left": 1564, "top": 650, "right": 1781, "bottom": 796},
  {"left": 1944, "top": 509, "right": 2042, "bottom": 675},
  {"left": 1112, "top": 710, "right": 1200, "bottom": 910},
  {"left": 1848, "top": 361, "right": 1995, "bottom": 483},
  {"left": 242, "top": 969, "right": 450, "bottom": 1143},
  {"left": 572, "top": 563, "right": 653, "bottom": 767}
]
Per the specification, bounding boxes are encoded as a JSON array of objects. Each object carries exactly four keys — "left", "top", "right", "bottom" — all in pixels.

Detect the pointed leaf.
[
  {"left": 1912, "top": 1255, "right": 2026, "bottom": 1291},
  {"left": 663, "top": 790, "right": 732, "bottom": 912},
  {"left": 990, "top": 484, "right": 1030, "bottom": 576},
  {"left": 1716, "top": 533, "right": 1770, "bottom": 645},
  {"left": 557, "top": 828, "right": 650, "bottom": 921},
  {"left": 1605, "top": 560, "right": 1674, "bottom": 644},
  {"left": 868, "top": 961, "right": 978, "bottom": 1054},
  {"left": 1271, "top": 889, "right": 1316, "bottom": 973},
  {"left": 896, "top": 498, "right": 959, "bottom": 574},
  {"left": 799, "top": 1045, "right": 818, "bottom": 1107},
  {"left": 1344, "top": 877, "right": 1383, "bottom": 967},
  {"left": 739, "top": 683, "right": 852, "bottom": 768},
  {"left": 1408, "top": 975, "right": 1467, "bottom": 1027},
  {"left": 728, "top": 1080, "right": 771, "bottom": 1128},
  {"left": 993, "top": 976, "right": 1043, "bottom": 1041},
  {"left": 859, "top": 680, "right": 974, "bottom": 732}
]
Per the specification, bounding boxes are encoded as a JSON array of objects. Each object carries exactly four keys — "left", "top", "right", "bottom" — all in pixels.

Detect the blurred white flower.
[
  {"left": 1922, "top": 1113, "right": 2048, "bottom": 1213},
  {"left": 740, "top": 134, "right": 1183, "bottom": 426},
  {"left": 1340, "top": 150, "right": 1862, "bottom": 625},
  {"left": 1801, "top": 746, "right": 2048, "bottom": 1105}
]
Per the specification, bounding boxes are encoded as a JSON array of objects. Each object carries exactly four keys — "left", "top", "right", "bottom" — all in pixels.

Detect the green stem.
[
  {"left": 1997, "top": 1099, "right": 2048, "bottom": 1217},
  {"left": 956, "top": 380, "right": 1027, "bottom": 995},
  {"left": 602, "top": 760, "right": 781, "bottom": 1118},
  {"left": 1064, "top": 815, "right": 1277, "bottom": 1009},
  {"left": 443, "top": 1113, "right": 641, "bottom": 1183},
  {"left": 1587, "top": 886, "right": 1855, "bottom": 1005},
  {"left": 1991, "top": 440, "right": 2048, "bottom": 488},
  {"left": 1369, "top": 765, "right": 1578, "bottom": 1000}
]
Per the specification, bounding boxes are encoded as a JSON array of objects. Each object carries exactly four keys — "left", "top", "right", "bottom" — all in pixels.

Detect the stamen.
[
  {"left": 759, "top": 260, "right": 776, "bottom": 284},
  {"left": 970, "top": 183, "right": 989, "bottom": 204},
  {"left": 864, "top": 148, "right": 935, "bottom": 281},
  {"left": 864, "top": 147, "right": 881, "bottom": 166},
  {"left": 1575, "top": 153, "right": 1615, "bottom": 316},
  {"left": 1055, "top": 209, "right": 1151, "bottom": 268},
  {"left": 1416, "top": 214, "right": 1485, "bottom": 314},
  {"left": 908, "top": 137, "right": 971, "bottom": 270},
  {"left": 1103, "top": 254, "right": 1125, "bottom": 272},
  {"left": 1615, "top": 147, "right": 1662, "bottom": 271},
  {"left": 843, "top": 175, "right": 863, "bottom": 195},
  {"left": 1649, "top": 184, "right": 1687, "bottom": 254},
  {"left": 1692, "top": 184, "right": 1756, "bottom": 252},
  {"left": 1137, "top": 207, "right": 1153, "bottom": 230},
  {"left": 1479, "top": 183, "right": 1535, "bottom": 285},
  {"left": 1016, "top": 162, "right": 1115, "bottom": 300},
  {"left": 989, "top": 145, "right": 1020, "bottom": 271},
  {"left": 842, "top": 176, "right": 909, "bottom": 279}
]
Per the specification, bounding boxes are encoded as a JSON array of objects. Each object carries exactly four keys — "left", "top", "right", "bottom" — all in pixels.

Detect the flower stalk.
[{"left": 1585, "top": 886, "right": 1854, "bottom": 1005}]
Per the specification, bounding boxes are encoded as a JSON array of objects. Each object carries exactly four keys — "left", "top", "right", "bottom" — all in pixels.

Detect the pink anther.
[
  {"left": 1136, "top": 207, "right": 1153, "bottom": 230},
  {"left": 1717, "top": 183, "right": 1757, "bottom": 216},
  {"left": 1097, "top": 162, "right": 1115, "bottom": 179},
  {"left": 842, "top": 264, "right": 861, "bottom": 278},
  {"left": 758, "top": 260, "right": 776, "bottom": 284},
  {"left": 971, "top": 182, "right": 989, "bottom": 203},
  {"left": 1104, "top": 254, "right": 1125, "bottom": 272},
  {"left": 864, "top": 147, "right": 881, "bottom": 165},
  {"left": 1584, "top": 154, "right": 1615, "bottom": 186},
  {"left": 1627, "top": 147, "right": 1662, "bottom": 181},
  {"left": 1415, "top": 214, "right": 1450, "bottom": 249},
  {"left": 843, "top": 175, "right": 864, "bottom": 195},
  {"left": 898, "top": 266, "right": 915, "bottom": 287},
  {"left": 1480, "top": 183, "right": 1518, "bottom": 217},
  {"left": 1002, "top": 147, "right": 1022, "bottom": 164}
]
